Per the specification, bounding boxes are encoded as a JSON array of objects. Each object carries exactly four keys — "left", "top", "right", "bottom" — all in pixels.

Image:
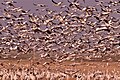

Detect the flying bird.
[
  {"left": 33, "top": 3, "right": 47, "bottom": 7},
  {"left": 51, "top": 0, "right": 63, "bottom": 6}
]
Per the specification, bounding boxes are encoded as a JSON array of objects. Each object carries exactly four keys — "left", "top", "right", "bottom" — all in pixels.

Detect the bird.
[
  {"left": 95, "top": 27, "right": 110, "bottom": 32},
  {"left": 0, "top": 16, "right": 4, "bottom": 19},
  {"left": 67, "top": 0, "right": 81, "bottom": 10},
  {"left": 51, "top": 0, "right": 63, "bottom": 6},
  {"left": 33, "top": 3, "right": 47, "bottom": 7},
  {"left": 2, "top": 0, "right": 17, "bottom": 7},
  {"left": 28, "top": 14, "right": 39, "bottom": 23},
  {"left": 83, "top": 0, "right": 85, "bottom": 3}
]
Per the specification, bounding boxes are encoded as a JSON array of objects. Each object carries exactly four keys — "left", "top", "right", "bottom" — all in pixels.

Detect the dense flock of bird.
[
  {"left": 0, "top": 62, "right": 120, "bottom": 80},
  {"left": 0, "top": 67, "right": 120, "bottom": 80},
  {"left": 0, "top": 0, "right": 120, "bottom": 62},
  {"left": 0, "top": 0, "right": 120, "bottom": 79}
]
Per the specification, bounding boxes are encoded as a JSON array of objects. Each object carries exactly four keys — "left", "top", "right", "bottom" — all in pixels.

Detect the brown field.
[{"left": 0, "top": 59, "right": 120, "bottom": 80}]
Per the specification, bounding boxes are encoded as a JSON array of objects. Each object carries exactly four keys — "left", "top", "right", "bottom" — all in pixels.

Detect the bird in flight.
[{"left": 51, "top": 0, "right": 63, "bottom": 6}]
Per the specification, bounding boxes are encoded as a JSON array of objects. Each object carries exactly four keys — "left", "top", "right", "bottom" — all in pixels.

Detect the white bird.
[
  {"left": 13, "top": 74, "right": 18, "bottom": 80},
  {"left": 29, "top": 74, "right": 35, "bottom": 80}
]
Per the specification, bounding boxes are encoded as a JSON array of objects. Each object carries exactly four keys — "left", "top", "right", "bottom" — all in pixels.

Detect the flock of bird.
[
  {"left": 0, "top": 62, "right": 120, "bottom": 80},
  {"left": 0, "top": 0, "right": 120, "bottom": 62},
  {"left": 0, "top": 0, "right": 119, "bottom": 79},
  {"left": 0, "top": 68, "right": 120, "bottom": 80}
]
